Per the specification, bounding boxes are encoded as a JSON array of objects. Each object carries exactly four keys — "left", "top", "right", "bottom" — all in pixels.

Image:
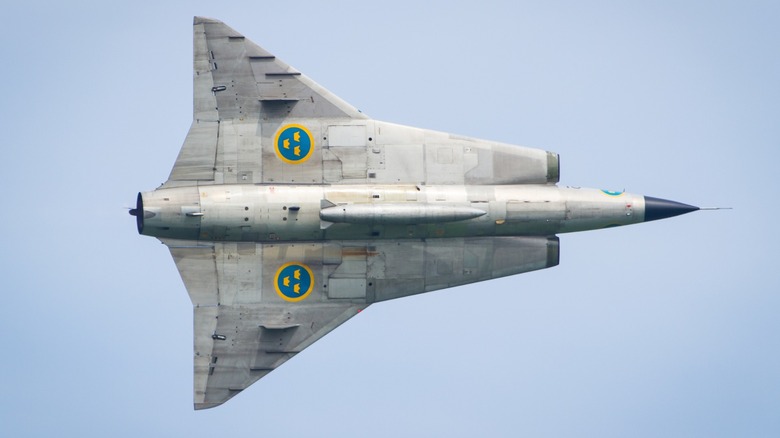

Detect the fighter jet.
[{"left": 130, "top": 17, "right": 699, "bottom": 410}]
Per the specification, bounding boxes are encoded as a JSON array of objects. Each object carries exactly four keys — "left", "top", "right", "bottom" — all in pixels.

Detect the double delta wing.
[
  {"left": 164, "top": 17, "right": 558, "bottom": 409},
  {"left": 168, "top": 238, "right": 556, "bottom": 409},
  {"left": 165, "top": 17, "right": 556, "bottom": 188}
]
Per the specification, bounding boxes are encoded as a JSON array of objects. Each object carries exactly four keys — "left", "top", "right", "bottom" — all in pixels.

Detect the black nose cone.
[{"left": 644, "top": 196, "right": 699, "bottom": 222}]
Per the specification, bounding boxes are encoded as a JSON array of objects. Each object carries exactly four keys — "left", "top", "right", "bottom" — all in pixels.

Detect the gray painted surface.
[{"left": 133, "top": 17, "right": 698, "bottom": 410}]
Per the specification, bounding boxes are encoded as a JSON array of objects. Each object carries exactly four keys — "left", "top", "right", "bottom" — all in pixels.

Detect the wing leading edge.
[{"left": 165, "top": 17, "right": 368, "bottom": 186}]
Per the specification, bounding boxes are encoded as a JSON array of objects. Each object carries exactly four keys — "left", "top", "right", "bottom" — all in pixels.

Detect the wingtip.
[
  {"left": 193, "top": 16, "right": 222, "bottom": 25},
  {"left": 194, "top": 402, "right": 223, "bottom": 410}
]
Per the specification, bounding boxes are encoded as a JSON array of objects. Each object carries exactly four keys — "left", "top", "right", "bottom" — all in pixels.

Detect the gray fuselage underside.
[{"left": 139, "top": 184, "right": 644, "bottom": 242}]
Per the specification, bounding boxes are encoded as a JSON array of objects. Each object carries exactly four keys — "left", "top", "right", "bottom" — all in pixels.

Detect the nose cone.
[{"left": 644, "top": 196, "right": 699, "bottom": 222}]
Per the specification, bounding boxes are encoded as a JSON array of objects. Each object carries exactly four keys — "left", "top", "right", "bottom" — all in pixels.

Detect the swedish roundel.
[
  {"left": 274, "top": 262, "right": 315, "bottom": 302},
  {"left": 274, "top": 124, "right": 314, "bottom": 164}
]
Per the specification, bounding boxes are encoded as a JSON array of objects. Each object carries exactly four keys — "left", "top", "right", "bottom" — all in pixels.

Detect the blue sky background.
[{"left": 2, "top": 1, "right": 778, "bottom": 436}]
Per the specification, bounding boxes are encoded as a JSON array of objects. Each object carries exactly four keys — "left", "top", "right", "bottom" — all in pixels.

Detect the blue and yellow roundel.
[
  {"left": 274, "top": 262, "right": 315, "bottom": 302},
  {"left": 274, "top": 124, "right": 314, "bottom": 164}
]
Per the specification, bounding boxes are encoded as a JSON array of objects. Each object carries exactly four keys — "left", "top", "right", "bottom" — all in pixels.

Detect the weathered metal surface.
[{"left": 130, "top": 17, "right": 698, "bottom": 410}]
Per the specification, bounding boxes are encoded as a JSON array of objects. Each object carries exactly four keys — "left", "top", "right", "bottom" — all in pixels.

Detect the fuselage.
[{"left": 137, "top": 184, "right": 645, "bottom": 242}]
